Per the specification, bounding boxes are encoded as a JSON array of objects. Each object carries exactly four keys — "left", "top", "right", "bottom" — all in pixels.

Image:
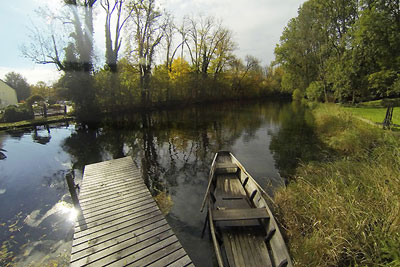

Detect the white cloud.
[{"left": 0, "top": 65, "right": 61, "bottom": 85}]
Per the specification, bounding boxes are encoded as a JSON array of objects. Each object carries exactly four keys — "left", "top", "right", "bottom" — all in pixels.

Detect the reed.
[{"left": 275, "top": 104, "right": 400, "bottom": 266}]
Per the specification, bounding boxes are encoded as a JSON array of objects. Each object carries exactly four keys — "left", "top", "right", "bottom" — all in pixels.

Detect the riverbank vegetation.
[{"left": 274, "top": 104, "right": 400, "bottom": 266}]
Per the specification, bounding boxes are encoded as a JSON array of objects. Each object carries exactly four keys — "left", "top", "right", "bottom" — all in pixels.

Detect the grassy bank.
[
  {"left": 0, "top": 115, "right": 74, "bottom": 131},
  {"left": 274, "top": 104, "right": 400, "bottom": 266}
]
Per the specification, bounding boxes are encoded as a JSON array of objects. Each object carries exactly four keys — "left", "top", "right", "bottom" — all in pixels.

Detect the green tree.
[
  {"left": 275, "top": 0, "right": 359, "bottom": 100},
  {"left": 30, "top": 81, "right": 58, "bottom": 102},
  {"left": 4, "top": 72, "right": 31, "bottom": 102},
  {"left": 351, "top": 0, "right": 400, "bottom": 98},
  {"left": 306, "top": 81, "right": 324, "bottom": 102},
  {"left": 275, "top": 5, "right": 320, "bottom": 94}
]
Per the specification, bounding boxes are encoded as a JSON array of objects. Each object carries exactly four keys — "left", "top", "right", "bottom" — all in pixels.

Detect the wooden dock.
[{"left": 70, "top": 157, "right": 194, "bottom": 267}]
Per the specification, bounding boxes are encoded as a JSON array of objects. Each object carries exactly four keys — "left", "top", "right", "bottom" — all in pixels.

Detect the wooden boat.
[{"left": 201, "top": 151, "right": 293, "bottom": 267}]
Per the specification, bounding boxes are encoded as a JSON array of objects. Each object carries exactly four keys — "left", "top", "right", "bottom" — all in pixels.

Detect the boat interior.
[{"left": 206, "top": 151, "right": 290, "bottom": 267}]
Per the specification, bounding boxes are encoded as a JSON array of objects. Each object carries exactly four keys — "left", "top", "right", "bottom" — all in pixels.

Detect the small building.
[{"left": 0, "top": 79, "right": 18, "bottom": 109}]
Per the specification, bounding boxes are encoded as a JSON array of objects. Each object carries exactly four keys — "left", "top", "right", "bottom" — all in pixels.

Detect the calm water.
[{"left": 0, "top": 100, "right": 318, "bottom": 266}]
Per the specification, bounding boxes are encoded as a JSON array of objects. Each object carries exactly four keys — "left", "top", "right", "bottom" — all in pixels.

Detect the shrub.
[
  {"left": 3, "top": 104, "right": 34, "bottom": 122},
  {"left": 306, "top": 81, "right": 325, "bottom": 102},
  {"left": 292, "top": 88, "right": 303, "bottom": 102}
]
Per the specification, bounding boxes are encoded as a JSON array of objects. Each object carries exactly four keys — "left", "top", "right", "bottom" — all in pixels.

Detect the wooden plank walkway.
[{"left": 70, "top": 157, "right": 194, "bottom": 267}]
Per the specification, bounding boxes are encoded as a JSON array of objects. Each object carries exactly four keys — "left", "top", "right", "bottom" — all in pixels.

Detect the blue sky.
[{"left": 0, "top": 0, "right": 305, "bottom": 84}]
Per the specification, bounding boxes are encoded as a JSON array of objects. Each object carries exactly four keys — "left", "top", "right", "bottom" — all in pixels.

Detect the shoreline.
[{"left": 0, "top": 115, "right": 75, "bottom": 132}]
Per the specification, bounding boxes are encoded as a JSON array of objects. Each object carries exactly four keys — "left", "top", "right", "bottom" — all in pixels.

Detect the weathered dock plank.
[{"left": 70, "top": 157, "right": 193, "bottom": 267}]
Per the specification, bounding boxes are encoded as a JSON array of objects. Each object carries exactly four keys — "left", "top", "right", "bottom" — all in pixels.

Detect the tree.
[
  {"left": 23, "top": 1, "right": 98, "bottom": 121},
  {"left": 210, "top": 29, "right": 236, "bottom": 76},
  {"left": 64, "top": 0, "right": 97, "bottom": 73},
  {"left": 127, "top": 0, "right": 165, "bottom": 106},
  {"left": 4, "top": 72, "right": 31, "bottom": 102},
  {"left": 21, "top": 7, "right": 70, "bottom": 71},
  {"left": 31, "top": 81, "right": 49, "bottom": 98},
  {"left": 265, "top": 64, "right": 284, "bottom": 94},
  {"left": 101, "top": 0, "right": 134, "bottom": 72},
  {"left": 169, "top": 57, "right": 190, "bottom": 81},
  {"left": 351, "top": 0, "right": 400, "bottom": 98},
  {"left": 162, "top": 12, "right": 185, "bottom": 73},
  {"left": 62, "top": 0, "right": 99, "bottom": 120},
  {"left": 275, "top": 15, "right": 319, "bottom": 93},
  {"left": 182, "top": 15, "right": 235, "bottom": 99},
  {"left": 23, "top": 1, "right": 97, "bottom": 73},
  {"left": 275, "top": 0, "right": 359, "bottom": 99},
  {"left": 184, "top": 16, "right": 235, "bottom": 77}
]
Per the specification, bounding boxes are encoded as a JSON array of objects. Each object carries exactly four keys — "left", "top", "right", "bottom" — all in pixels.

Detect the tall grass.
[{"left": 275, "top": 104, "right": 400, "bottom": 266}]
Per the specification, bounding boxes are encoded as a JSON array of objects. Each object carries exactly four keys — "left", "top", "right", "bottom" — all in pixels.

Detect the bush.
[
  {"left": 3, "top": 105, "right": 34, "bottom": 122},
  {"left": 306, "top": 81, "right": 324, "bottom": 102},
  {"left": 292, "top": 88, "right": 304, "bottom": 102}
]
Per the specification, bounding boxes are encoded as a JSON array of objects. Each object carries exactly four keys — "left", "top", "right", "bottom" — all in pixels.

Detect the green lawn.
[{"left": 343, "top": 106, "right": 400, "bottom": 126}]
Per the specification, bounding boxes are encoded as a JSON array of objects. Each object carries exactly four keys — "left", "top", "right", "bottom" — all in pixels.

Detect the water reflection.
[
  {"left": 24, "top": 201, "right": 77, "bottom": 227},
  {"left": 32, "top": 125, "right": 51, "bottom": 145},
  {"left": 0, "top": 135, "right": 7, "bottom": 160},
  {"left": 0, "top": 100, "right": 319, "bottom": 266},
  {"left": 0, "top": 127, "right": 75, "bottom": 266},
  {"left": 269, "top": 102, "right": 322, "bottom": 179}
]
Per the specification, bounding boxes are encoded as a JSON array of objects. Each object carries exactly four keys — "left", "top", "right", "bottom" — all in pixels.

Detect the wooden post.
[
  {"left": 43, "top": 103, "right": 47, "bottom": 118},
  {"left": 66, "top": 172, "right": 79, "bottom": 208},
  {"left": 383, "top": 106, "right": 394, "bottom": 129}
]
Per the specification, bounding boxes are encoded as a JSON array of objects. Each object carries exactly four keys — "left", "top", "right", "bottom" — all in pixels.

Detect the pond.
[{"left": 0, "top": 100, "right": 319, "bottom": 266}]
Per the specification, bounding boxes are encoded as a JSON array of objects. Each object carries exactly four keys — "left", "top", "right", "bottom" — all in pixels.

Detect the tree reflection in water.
[
  {"left": 61, "top": 100, "right": 291, "bottom": 196},
  {"left": 269, "top": 102, "right": 323, "bottom": 180}
]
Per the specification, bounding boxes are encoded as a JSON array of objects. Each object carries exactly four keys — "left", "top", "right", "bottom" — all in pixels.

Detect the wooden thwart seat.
[
  {"left": 212, "top": 208, "right": 269, "bottom": 222},
  {"left": 215, "top": 163, "right": 238, "bottom": 174}
]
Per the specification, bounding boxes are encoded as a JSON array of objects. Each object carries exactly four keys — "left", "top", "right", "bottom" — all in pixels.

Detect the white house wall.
[{"left": 0, "top": 80, "right": 18, "bottom": 109}]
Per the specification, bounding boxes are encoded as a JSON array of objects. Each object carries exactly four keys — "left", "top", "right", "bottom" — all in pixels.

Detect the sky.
[{"left": 0, "top": 0, "right": 305, "bottom": 85}]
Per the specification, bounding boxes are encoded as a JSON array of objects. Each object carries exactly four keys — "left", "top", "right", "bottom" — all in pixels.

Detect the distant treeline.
[
  {"left": 275, "top": 0, "right": 400, "bottom": 103},
  {"left": 86, "top": 57, "right": 285, "bottom": 113}
]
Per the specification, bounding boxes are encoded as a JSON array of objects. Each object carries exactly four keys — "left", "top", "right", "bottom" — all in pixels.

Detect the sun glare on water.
[{"left": 56, "top": 202, "right": 78, "bottom": 222}]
